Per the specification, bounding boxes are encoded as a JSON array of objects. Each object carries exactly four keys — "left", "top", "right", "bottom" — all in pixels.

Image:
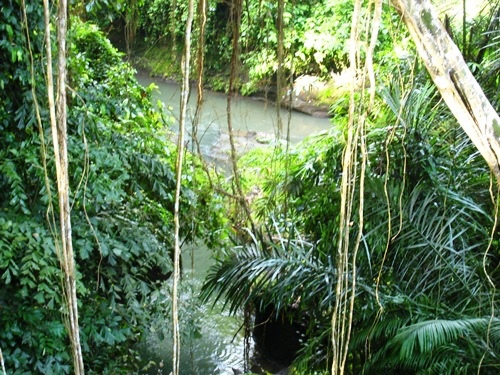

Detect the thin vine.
[
  {"left": 125, "top": 0, "right": 139, "bottom": 59},
  {"left": 227, "top": 0, "right": 256, "bottom": 235},
  {"left": 42, "top": 0, "right": 85, "bottom": 372},
  {"left": 0, "top": 348, "right": 5, "bottom": 375},
  {"left": 331, "top": 0, "right": 383, "bottom": 373},
  {"left": 172, "top": 0, "right": 195, "bottom": 373},
  {"left": 480, "top": 178, "right": 499, "bottom": 372}
]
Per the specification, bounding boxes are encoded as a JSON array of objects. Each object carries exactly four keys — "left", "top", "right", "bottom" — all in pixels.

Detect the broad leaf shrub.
[{"left": 0, "top": 7, "right": 226, "bottom": 374}]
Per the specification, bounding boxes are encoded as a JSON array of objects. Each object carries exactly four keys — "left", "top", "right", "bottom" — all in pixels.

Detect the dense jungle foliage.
[
  {"left": 210, "top": 82, "right": 500, "bottom": 373},
  {"left": 198, "top": 2, "right": 498, "bottom": 375},
  {"left": 87, "top": 0, "right": 403, "bottom": 95},
  {"left": 0, "top": 2, "right": 225, "bottom": 373},
  {"left": 1, "top": 0, "right": 499, "bottom": 374}
]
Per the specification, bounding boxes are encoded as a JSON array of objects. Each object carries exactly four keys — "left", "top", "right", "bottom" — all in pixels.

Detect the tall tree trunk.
[
  {"left": 43, "top": 0, "right": 85, "bottom": 373},
  {"left": 391, "top": 0, "right": 500, "bottom": 184}
]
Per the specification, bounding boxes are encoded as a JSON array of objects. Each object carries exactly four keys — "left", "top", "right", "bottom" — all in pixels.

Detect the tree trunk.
[{"left": 391, "top": 0, "right": 500, "bottom": 184}]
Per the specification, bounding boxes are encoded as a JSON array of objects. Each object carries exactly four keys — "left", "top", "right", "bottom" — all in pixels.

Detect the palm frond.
[
  {"left": 397, "top": 319, "right": 474, "bottom": 356},
  {"left": 380, "top": 81, "right": 442, "bottom": 132},
  {"left": 369, "top": 317, "right": 500, "bottom": 374},
  {"left": 200, "top": 226, "right": 329, "bottom": 315},
  {"left": 389, "top": 185, "right": 491, "bottom": 311}
]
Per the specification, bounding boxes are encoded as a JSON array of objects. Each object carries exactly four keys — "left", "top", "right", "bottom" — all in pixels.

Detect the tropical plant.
[
  {"left": 0, "top": 8, "right": 225, "bottom": 373},
  {"left": 202, "top": 70, "right": 499, "bottom": 373},
  {"left": 366, "top": 317, "right": 500, "bottom": 374},
  {"left": 467, "top": 2, "right": 500, "bottom": 111}
]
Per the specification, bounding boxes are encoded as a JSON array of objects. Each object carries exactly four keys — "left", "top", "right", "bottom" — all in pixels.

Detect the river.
[
  {"left": 136, "top": 72, "right": 331, "bottom": 374},
  {"left": 139, "top": 244, "right": 247, "bottom": 375},
  {"left": 136, "top": 71, "right": 332, "bottom": 157}
]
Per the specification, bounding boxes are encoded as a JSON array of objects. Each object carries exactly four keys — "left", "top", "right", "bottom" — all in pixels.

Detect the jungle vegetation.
[
  {"left": 0, "top": 0, "right": 499, "bottom": 374},
  {"left": 0, "top": 2, "right": 225, "bottom": 373}
]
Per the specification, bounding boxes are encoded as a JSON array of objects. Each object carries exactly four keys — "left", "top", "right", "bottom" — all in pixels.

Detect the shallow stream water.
[
  {"left": 136, "top": 72, "right": 331, "bottom": 374},
  {"left": 136, "top": 71, "right": 331, "bottom": 154}
]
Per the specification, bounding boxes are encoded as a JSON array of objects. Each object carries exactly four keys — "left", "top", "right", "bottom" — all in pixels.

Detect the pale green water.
[
  {"left": 136, "top": 71, "right": 332, "bottom": 157},
  {"left": 140, "top": 244, "right": 246, "bottom": 375}
]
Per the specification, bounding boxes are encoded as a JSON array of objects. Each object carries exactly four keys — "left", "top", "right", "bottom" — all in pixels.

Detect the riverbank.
[{"left": 129, "top": 42, "right": 339, "bottom": 118}]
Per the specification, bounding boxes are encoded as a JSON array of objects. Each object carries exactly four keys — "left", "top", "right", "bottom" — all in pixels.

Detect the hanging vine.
[
  {"left": 192, "top": 0, "right": 207, "bottom": 150},
  {"left": 275, "top": 0, "right": 285, "bottom": 140},
  {"left": 172, "top": 0, "right": 194, "bottom": 373},
  {"left": 0, "top": 347, "right": 5, "bottom": 375},
  {"left": 227, "top": 0, "right": 256, "bottom": 235},
  {"left": 190, "top": 0, "right": 211, "bottom": 182},
  {"left": 124, "top": 0, "right": 139, "bottom": 59},
  {"left": 330, "top": 1, "right": 381, "bottom": 374},
  {"left": 274, "top": 0, "right": 294, "bottom": 218},
  {"left": 481, "top": 183, "right": 499, "bottom": 370},
  {"left": 42, "top": 0, "right": 85, "bottom": 373},
  {"left": 170, "top": 0, "right": 178, "bottom": 55}
]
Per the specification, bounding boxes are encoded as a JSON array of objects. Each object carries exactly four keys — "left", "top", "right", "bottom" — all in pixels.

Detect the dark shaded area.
[{"left": 253, "top": 304, "right": 305, "bottom": 366}]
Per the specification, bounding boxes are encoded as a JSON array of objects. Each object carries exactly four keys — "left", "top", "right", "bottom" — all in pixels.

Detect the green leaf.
[
  {"left": 6, "top": 24, "right": 13, "bottom": 38},
  {"left": 34, "top": 291, "right": 45, "bottom": 304},
  {"left": 112, "top": 248, "right": 122, "bottom": 257},
  {"left": 2, "top": 268, "right": 11, "bottom": 284}
]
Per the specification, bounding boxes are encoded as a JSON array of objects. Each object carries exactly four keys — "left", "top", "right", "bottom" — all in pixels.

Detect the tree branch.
[{"left": 392, "top": 0, "right": 500, "bottom": 184}]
